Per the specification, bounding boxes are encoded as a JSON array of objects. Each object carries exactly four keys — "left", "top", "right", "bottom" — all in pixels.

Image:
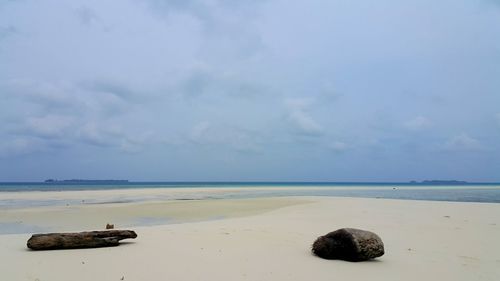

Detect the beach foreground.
[{"left": 1, "top": 194, "right": 499, "bottom": 281}]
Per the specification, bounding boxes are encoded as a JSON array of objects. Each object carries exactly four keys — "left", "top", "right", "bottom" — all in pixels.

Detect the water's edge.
[{"left": 1, "top": 182, "right": 500, "bottom": 207}]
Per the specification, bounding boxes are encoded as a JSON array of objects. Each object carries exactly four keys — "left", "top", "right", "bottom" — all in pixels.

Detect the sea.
[
  {"left": 1, "top": 182, "right": 500, "bottom": 208},
  {"left": 1, "top": 182, "right": 500, "bottom": 235}
]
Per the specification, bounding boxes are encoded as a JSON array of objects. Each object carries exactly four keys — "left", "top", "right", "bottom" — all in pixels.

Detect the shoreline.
[
  {"left": 0, "top": 196, "right": 499, "bottom": 280},
  {"left": 2, "top": 183, "right": 500, "bottom": 192},
  {"left": 2, "top": 185, "right": 500, "bottom": 210},
  {"left": 0, "top": 197, "right": 313, "bottom": 235}
]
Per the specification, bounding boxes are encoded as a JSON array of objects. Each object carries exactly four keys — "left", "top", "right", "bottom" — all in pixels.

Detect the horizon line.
[{"left": 1, "top": 180, "right": 500, "bottom": 185}]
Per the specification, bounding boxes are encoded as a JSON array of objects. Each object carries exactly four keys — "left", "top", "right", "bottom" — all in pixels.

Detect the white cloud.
[
  {"left": 5, "top": 79, "right": 78, "bottom": 108},
  {"left": 25, "top": 114, "right": 74, "bottom": 138},
  {"left": 1, "top": 0, "right": 500, "bottom": 180},
  {"left": 288, "top": 110, "right": 323, "bottom": 134},
  {"left": 77, "top": 122, "right": 154, "bottom": 153},
  {"left": 74, "top": 6, "right": 100, "bottom": 26},
  {"left": 444, "top": 133, "right": 482, "bottom": 150},
  {"left": 0, "top": 25, "right": 16, "bottom": 41},
  {"left": 119, "top": 138, "right": 146, "bottom": 153},
  {"left": 190, "top": 121, "right": 211, "bottom": 141},
  {"left": 403, "top": 116, "right": 431, "bottom": 131},
  {"left": 189, "top": 121, "right": 261, "bottom": 152},
  {"left": 144, "top": 0, "right": 265, "bottom": 61},
  {"left": 0, "top": 78, "right": 154, "bottom": 153},
  {"left": 285, "top": 98, "right": 323, "bottom": 136},
  {"left": 329, "top": 141, "right": 349, "bottom": 152},
  {"left": 0, "top": 138, "right": 43, "bottom": 157},
  {"left": 77, "top": 123, "right": 119, "bottom": 147}
]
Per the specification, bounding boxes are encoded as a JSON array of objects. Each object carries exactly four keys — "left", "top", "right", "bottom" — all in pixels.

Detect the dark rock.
[{"left": 312, "top": 228, "right": 384, "bottom": 261}]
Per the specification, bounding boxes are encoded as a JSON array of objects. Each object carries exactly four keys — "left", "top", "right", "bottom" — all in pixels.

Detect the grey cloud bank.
[{"left": 0, "top": 0, "right": 499, "bottom": 181}]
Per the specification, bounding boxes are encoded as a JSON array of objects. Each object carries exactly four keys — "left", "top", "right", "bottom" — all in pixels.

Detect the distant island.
[
  {"left": 409, "top": 180, "right": 468, "bottom": 185},
  {"left": 44, "top": 179, "right": 129, "bottom": 183}
]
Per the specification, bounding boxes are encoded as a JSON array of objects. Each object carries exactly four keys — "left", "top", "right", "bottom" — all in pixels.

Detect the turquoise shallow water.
[
  {"left": 1, "top": 182, "right": 500, "bottom": 205},
  {"left": 1, "top": 182, "right": 500, "bottom": 234}
]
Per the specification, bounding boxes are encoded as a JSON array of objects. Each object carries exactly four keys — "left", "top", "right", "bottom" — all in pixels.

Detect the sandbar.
[{"left": 0, "top": 192, "right": 499, "bottom": 281}]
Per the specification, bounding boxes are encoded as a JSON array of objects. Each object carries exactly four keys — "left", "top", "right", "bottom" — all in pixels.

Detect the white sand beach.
[{"left": 1, "top": 190, "right": 500, "bottom": 281}]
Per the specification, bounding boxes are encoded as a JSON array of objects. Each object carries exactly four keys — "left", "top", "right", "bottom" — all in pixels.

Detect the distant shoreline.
[
  {"left": 1, "top": 180, "right": 500, "bottom": 185},
  {"left": 43, "top": 179, "right": 129, "bottom": 183},
  {"left": 1, "top": 183, "right": 500, "bottom": 204}
]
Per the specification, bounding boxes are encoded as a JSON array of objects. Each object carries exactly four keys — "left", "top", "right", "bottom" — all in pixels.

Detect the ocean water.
[
  {"left": 1, "top": 182, "right": 500, "bottom": 207},
  {"left": 1, "top": 182, "right": 500, "bottom": 234}
]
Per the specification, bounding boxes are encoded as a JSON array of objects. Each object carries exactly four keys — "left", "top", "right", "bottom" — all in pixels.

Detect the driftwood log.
[{"left": 27, "top": 230, "right": 137, "bottom": 250}]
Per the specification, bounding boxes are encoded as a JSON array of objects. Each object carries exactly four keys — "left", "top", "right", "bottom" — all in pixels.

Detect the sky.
[{"left": 1, "top": 0, "right": 499, "bottom": 182}]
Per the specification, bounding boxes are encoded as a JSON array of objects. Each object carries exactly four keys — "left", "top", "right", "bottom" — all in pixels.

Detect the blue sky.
[{"left": 1, "top": 0, "right": 499, "bottom": 182}]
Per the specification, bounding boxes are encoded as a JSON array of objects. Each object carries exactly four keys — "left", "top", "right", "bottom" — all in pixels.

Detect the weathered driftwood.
[
  {"left": 27, "top": 230, "right": 137, "bottom": 250},
  {"left": 312, "top": 228, "right": 384, "bottom": 261}
]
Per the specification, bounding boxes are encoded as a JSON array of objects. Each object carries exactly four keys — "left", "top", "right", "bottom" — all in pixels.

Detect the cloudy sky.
[{"left": 1, "top": 0, "right": 499, "bottom": 182}]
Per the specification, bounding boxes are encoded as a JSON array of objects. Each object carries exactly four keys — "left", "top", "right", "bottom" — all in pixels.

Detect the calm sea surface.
[
  {"left": 1, "top": 182, "right": 499, "bottom": 234},
  {"left": 1, "top": 182, "right": 500, "bottom": 205}
]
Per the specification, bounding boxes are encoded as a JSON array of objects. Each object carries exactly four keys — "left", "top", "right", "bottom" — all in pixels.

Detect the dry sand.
[{"left": 1, "top": 192, "right": 500, "bottom": 281}]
